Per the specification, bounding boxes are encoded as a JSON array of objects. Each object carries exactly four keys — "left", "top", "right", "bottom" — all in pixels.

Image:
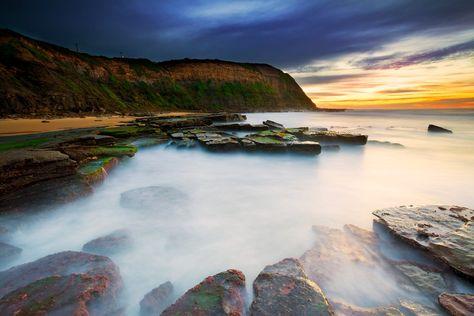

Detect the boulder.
[
  {"left": 82, "top": 229, "right": 131, "bottom": 256},
  {"left": 428, "top": 124, "right": 452, "bottom": 133},
  {"left": 162, "top": 269, "right": 246, "bottom": 316},
  {"left": 373, "top": 205, "right": 474, "bottom": 278},
  {"left": 263, "top": 120, "right": 285, "bottom": 129},
  {"left": 250, "top": 258, "right": 333, "bottom": 315},
  {"left": 0, "top": 242, "right": 22, "bottom": 264},
  {"left": 438, "top": 293, "right": 474, "bottom": 316},
  {"left": 0, "top": 251, "right": 122, "bottom": 314},
  {"left": 120, "top": 186, "right": 188, "bottom": 210},
  {"left": 140, "top": 281, "right": 174, "bottom": 316}
]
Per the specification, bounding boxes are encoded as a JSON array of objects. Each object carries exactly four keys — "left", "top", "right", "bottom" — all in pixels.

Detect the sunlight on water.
[{"left": 1, "top": 110, "right": 474, "bottom": 314}]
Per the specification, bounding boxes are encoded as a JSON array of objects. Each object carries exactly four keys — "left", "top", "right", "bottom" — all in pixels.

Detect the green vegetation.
[
  {"left": 0, "top": 29, "right": 315, "bottom": 116},
  {"left": 0, "top": 138, "right": 51, "bottom": 152},
  {"left": 87, "top": 145, "right": 137, "bottom": 157}
]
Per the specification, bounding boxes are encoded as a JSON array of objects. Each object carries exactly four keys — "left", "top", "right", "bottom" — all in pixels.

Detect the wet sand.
[{"left": 0, "top": 113, "right": 192, "bottom": 136}]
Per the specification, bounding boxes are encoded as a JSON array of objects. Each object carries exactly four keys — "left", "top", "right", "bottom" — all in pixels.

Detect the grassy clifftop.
[{"left": 0, "top": 29, "right": 317, "bottom": 117}]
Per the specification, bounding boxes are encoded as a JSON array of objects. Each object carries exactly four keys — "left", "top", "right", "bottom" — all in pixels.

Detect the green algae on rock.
[
  {"left": 250, "top": 258, "right": 334, "bottom": 316},
  {"left": 161, "top": 269, "right": 246, "bottom": 316}
]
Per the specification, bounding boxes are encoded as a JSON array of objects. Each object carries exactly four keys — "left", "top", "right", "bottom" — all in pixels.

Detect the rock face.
[
  {"left": 140, "top": 281, "right": 174, "bottom": 316},
  {"left": 250, "top": 258, "right": 333, "bottom": 316},
  {"left": 82, "top": 229, "right": 132, "bottom": 256},
  {"left": 120, "top": 186, "right": 188, "bottom": 210},
  {"left": 0, "top": 149, "right": 77, "bottom": 196},
  {"left": 162, "top": 269, "right": 246, "bottom": 316},
  {"left": 0, "top": 251, "right": 122, "bottom": 314},
  {"left": 373, "top": 205, "right": 474, "bottom": 278},
  {"left": 0, "top": 29, "right": 317, "bottom": 117},
  {"left": 438, "top": 293, "right": 474, "bottom": 316},
  {"left": 428, "top": 124, "right": 453, "bottom": 133},
  {"left": 0, "top": 149, "right": 92, "bottom": 213}
]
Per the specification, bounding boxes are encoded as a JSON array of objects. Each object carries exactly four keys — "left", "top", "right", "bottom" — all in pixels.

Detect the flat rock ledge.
[
  {"left": 161, "top": 269, "right": 246, "bottom": 316},
  {"left": 250, "top": 258, "right": 334, "bottom": 316},
  {"left": 373, "top": 205, "right": 474, "bottom": 279},
  {"left": 0, "top": 251, "right": 123, "bottom": 315}
]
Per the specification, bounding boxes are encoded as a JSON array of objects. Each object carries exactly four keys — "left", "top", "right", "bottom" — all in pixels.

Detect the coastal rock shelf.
[{"left": 373, "top": 205, "right": 474, "bottom": 279}]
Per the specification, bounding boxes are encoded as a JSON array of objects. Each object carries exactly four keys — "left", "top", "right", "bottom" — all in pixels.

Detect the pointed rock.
[{"left": 250, "top": 258, "right": 333, "bottom": 315}]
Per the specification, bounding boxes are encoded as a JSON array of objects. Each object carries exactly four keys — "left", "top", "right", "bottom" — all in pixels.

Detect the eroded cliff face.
[{"left": 0, "top": 29, "right": 317, "bottom": 117}]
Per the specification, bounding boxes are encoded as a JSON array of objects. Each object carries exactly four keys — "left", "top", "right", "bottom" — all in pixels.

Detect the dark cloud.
[
  {"left": 357, "top": 40, "right": 474, "bottom": 70},
  {"left": 296, "top": 74, "right": 368, "bottom": 85},
  {"left": 0, "top": 0, "right": 473, "bottom": 68}
]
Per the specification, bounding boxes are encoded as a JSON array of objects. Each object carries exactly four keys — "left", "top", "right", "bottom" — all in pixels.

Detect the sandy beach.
[{"left": 0, "top": 113, "right": 193, "bottom": 136}]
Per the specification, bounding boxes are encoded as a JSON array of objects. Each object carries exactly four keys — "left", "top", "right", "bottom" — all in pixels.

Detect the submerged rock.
[
  {"left": 438, "top": 293, "right": 474, "bottom": 316},
  {"left": 391, "top": 262, "right": 447, "bottom": 296},
  {"left": 250, "top": 258, "right": 333, "bottom": 315},
  {"left": 373, "top": 205, "right": 474, "bottom": 278},
  {"left": 0, "top": 242, "right": 22, "bottom": 264},
  {"left": 0, "top": 251, "right": 122, "bottom": 314},
  {"left": 263, "top": 120, "right": 285, "bottom": 129},
  {"left": 428, "top": 124, "right": 452, "bottom": 133},
  {"left": 120, "top": 186, "right": 188, "bottom": 210},
  {"left": 82, "top": 229, "right": 131, "bottom": 256},
  {"left": 140, "top": 281, "right": 174, "bottom": 316},
  {"left": 162, "top": 269, "right": 246, "bottom": 316},
  {"left": 331, "top": 300, "right": 403, "bottom": 316}
]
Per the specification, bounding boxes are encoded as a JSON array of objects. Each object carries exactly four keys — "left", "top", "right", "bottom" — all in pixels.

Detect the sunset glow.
[{"left": 292, "top": 32, "right": 474, "bottom": 109}]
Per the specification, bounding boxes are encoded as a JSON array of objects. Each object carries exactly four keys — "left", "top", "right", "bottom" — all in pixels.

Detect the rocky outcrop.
[
  {"left": 373, "top": 205, "right": 474, "bottom": 278},
  {"left": 140, "top": 281, "right": 174, "bottom": 316},
  {"left": 0, "top": 149, "right": 92, "bottom": 213},
  {"left": 0, "top": 29, "right": 316, "bottom": 117},
  {"left": 250, "top": 258, "right": 333, "bottom": 315},
  {"left": 120, "top": 186, "right": 188, "bottom": 211},
  {"left": 82, "top": 229, "right": 132, "bottom": 256},
  {"left": 438, "top": 293, "right": 474, "bottom": 316},
  {"left": 0, "top": 149, "right": 78, "bottom": 196},
  {"left": 331, "top": 300, "right": 403, "bottom": 315},
  {"left": 161, "top": 269, "right": 246, "bottom": 316},
  {"left": 0, "top": 251, "right": 122, "bottom": 314},
  {"left": 428, "top": 124, "right": 452, "bottom": 133}
]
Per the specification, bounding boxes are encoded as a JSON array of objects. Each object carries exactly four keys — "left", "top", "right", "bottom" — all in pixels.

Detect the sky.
[{"left": 1, "top": 0, "right": 473, "bottom": 109}]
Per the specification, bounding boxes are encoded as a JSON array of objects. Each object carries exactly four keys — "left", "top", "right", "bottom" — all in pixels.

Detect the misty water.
[{"left": 1, "top": 110, "right": 474, "bottom": 314}]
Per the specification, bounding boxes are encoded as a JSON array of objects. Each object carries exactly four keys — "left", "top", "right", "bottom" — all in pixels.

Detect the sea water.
[{"left": 1, "top": 110, "right": 474, "bottom": 314}]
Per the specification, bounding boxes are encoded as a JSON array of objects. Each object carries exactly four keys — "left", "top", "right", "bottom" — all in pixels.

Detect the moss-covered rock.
[
  {"left": 250, "top": 258, "right": 334, "bottom": 315},
  {"left": 162, "top": 269, "right": 246, "bottom": 316},
  {"left": 79, "top": 157, "right": 119, "bottom": 185}
]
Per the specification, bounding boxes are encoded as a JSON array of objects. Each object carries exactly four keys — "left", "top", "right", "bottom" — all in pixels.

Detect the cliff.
[{"left": 0, "top": 29, "right": 317, "bottom": 117}]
